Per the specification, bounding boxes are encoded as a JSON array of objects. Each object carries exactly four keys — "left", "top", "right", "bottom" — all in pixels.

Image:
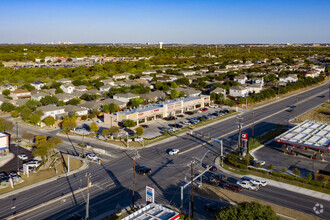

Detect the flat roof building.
[
  {"left": 122, "top": 203, "right": 180, "bottom": 220},
  {"left": 105, "top": 95, "right": 210, "bottom": 126},
  {"left": 275, "top": 120, "right": 330, "bottom": 151}
]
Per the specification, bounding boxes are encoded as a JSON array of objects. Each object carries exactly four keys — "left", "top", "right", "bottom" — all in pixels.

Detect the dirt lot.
[
  {"left": 294, "top": 102, "right": 330, "bottom": 123},
  {"left": 195, "top": 185, "right": 320, "bottom": 220}
]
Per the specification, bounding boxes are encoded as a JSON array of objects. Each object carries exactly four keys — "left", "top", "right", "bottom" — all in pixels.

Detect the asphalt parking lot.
[
  {"left": 0, "top": 144, "right": 33, "bottom": 174},
  {"left": 253, "top": 141, "right": 329, "bottom": 177}
]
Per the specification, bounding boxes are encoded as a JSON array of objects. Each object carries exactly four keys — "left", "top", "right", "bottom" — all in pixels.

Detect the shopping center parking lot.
[{"left": 141, "top": 106, "right": 230, "bottom": 139}]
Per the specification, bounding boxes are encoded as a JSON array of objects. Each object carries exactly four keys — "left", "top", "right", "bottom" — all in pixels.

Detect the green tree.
[
  {"left": 307, "top": 173, "right": 313, "bottom": 182},
  {"left": 20, "top": 107, "right": 32, "bottom": 121},
  {"left": 89, "top": 122, "right": 99, "bottom": 133},
  {"left": 102, "top": 129, "right": 110, "bottom": 137},
  {"left": 0, "top": 118, "right": 13, "bottom": 132},
  {"left": 130, "top": 97, "right": 144, "bottom": 108},
  {"left": 29, "top": 113, "right": 41, "bottom": 125},
  {"left": 170, "top": 90, "right": 180, "bottom": 99},
  {"left": 22, "top": 132, "right": 34, "bottom": 146},
  {"left": 67, "top": 98, "right": 81, "bottom": 105},
  {"left": 215, "top": 202, "right": 280, "bottom": 220},
  {"left": 55, "top": 88, "right": 64, "bottom": 94},
  {"left": 135, "top": 126, "right": 144, "bottom": 136},
  {"left": 123, "top": 119, "right": 136, "bottom": 128},
  {"left": 48, "top": 137, "right": 62, "bottom": 150},
  {"left": 11, "top": 110, "right": 19, "bottom": 118},
  {"left": 40, "top": 95, "right": 59, "bottom": 106},
  {"left": 62, "top": 119, "right": 77, "bottom": 131},
  {"left": 281, "top": 167, "right": 287, "bottom": 173},
  {"left": 2, "top": 89, "right": 10, "bottom": 96},
  {"left": 109, "top": 126, "right": 120, "bottom": 134},
  {"left": 42, "top": 116, "right": 56, "bottom": 126},
  {"left": 170, "top": 82, "right": 178, "bottom": 88},
  {"left": 25, "top": 100, "right": 41, "bottom": 111},
  {"left": 1, "top": 102, "right": 15, "bottom": 112},
  {"left": 35, "top": 136, "right": 47, "bottom": 145},
  {"left": 103, "top": 103, "right": 120, "bottom": 113}
]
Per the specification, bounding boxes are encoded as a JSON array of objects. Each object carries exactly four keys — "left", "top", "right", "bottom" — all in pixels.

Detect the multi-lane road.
[{"left": 0, "top": 82, "right": 329, "bottom": 220}]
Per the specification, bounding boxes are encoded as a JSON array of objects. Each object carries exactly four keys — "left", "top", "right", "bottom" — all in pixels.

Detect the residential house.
[
  {"left": 140, "top": 91, "right": 166, "bottom": 102},
  {"left": 100, "top": 78, "right": 115, "bottom": 86},
  {"left": 37, "top": 105, "right": 66, "bottom": 120},
  {"left": 140, "top": 75, "right": 153, "bottom": 82},
  {"left": 176, "top": 87, "right": 201, "bottom": 97},
  {"left": 246, "top": 84, "right": 263, "bottom": 94},
  {"left": 30, "top": 81, "right": 45, "bottom": 90},
  {"left": 64, "top": 105, "right": 88, "bottom": 116},
  {"left": 158, "top": 78, "right": 172, "bottom": 83},
  {"left": 229, "top": 86, "right": 249, "bottom": 97},
  {"left": 100, "top": 85, "right": 112, "bottom": 92},
  {"left": 84, "top": 89, "right": 101, "bottom": 96},
  {"left": 234, "top": 75, "right": 248, "bottom": 85},
  {"left": 113, "top": 74, "right": 126, "bottom": 80},
  {"left": 169, "top": 76, "right": 178, "bottom": 81},
  {"left": 99, "top": 98, "right": 127, "bottom": 109},
  {"left": 180, "top": 70, "right": 196, "bottom": 77},
  {"left": 10, "top": 99, "right": 28, "bottom": 107},
  {"left": 79, "top": 101, "right": 102, "bottom": 113},
  {"left": 0, "top": 83, "right": 17, "bottom": 93},
  {"left": 210, "top": 87, "right": 226, "bottom": 98},
  {"left": 303, "top": 70, "right": 319, "bottom": 78},
  {"left": 142, "top": 70, "right": 157, "bottom": 75},
  {"left": 43, "top": 88, "right": 56, "bottom": 95},
  {"left": 60, "top": 83, "right": 75, "bottom": 94},
  {"left": 214, "top": 69, "right": 228, "bottom": 74},
  {"left": 122, "top": 72, "right": 132, "bottom": 79},
  {"left": 31, "top": 92, "right": 49, "bottom": 101},
  {"left": 113, "top": 93, "right": 140, "bottom": 103},
  {"left": 57, "top": 78, "right": 72, "bottom": 84},
  {"left": 9, "top": 89, "right": 31, "bottom": 100},
  {"left": 55, "top": 93, "right": 75, "bottom": 102},
  {"left": 251, "top": 77, "right": 264, "bottom": 85},
  {"left": 134, "top": 79, "right": 148, "bottom": 84},
  {"left": 75, "top": 85, "right": 87, "bottom": 92},
  {"left": 279, "top": 75, "right": 298, "bottom": 83}
]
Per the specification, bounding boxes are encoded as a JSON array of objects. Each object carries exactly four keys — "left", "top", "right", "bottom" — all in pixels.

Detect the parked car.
[
  {"left": 9, "top": 171, "right": 20, "bottom": 180},
  {"left": 137, "top": 167, "right": 152, "bottom": 175},
  {"left": 184, "top": 111, "right": 194, "bottom": 115},
  {"left": 204, "top": 203, "right": 219, "bottom": 212},
  {"left": 168, "top": 149, "right": 179, "bottom": 155},
  {"left": 237, "top": 180, "right": 259, "bottom": 191},
  {"left": 27, "top": 160, "right": 41, "bottom": 168},
  {"left": 141, "top": 124, "right": 149, "bottom": 128},
  {"left": 242, "top": 176, "right": 267, "bottom": 187},
  {"left": 169, "top": 124, "right": 183, "bottom": 128},
  {"left": 18, "top": 153, "right": 28, "bottom": 160},
  {"left": 86, "top": 153, "right": 99, "bottom": 160},
  {"left": 0, "top": 172, "right": 9, "bottom": 182},
  {"left": 207, "top": 165, "right": 217, "bottom": 172},
  {"left": 224, "top": 183, "right": 242, "bottom": 192}
]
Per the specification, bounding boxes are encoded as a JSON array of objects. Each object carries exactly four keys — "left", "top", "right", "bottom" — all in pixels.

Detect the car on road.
[
  {"left": 237, "top": 180, "right": 259, "bottom": 191},
  {"left": 0, "top": 172, "right": 9, "bottom": 182},
  {"left": 27, "top": 160, "right": 41, "bottom": 168},
  {"left": 86, "top": 153, "right": 99, "bottom": 160},
  {"left": 137, "top": 167, "right": 152, "bottom": 175},
  {"left": 18, "top": 153, "right": 28, "bottom": 160},
  {"left": 206, "top": 165, "right": 217, "bottom": 171},
  {"left": 169, "top": 124, "right": 183, "bottom": 128},
  {"left": 141, "top": 125, "right": 149, "bottom": 128},
  {"left": 204, "top": 203, "right": 219, "bottom": 212},
  {"left": 168, "top": 149, "right": 179, "bottom": 155},
  {"left": 242, "top": 176, "right": 267, "bottom": 187},
  {"left": 224, "top": 183, "right": 242, "bottom": 192},
  {"left": 213, "top": 173, "right": 226, "bottom": 182}
]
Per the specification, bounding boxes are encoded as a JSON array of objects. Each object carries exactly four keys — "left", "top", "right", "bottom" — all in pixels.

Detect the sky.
[{"left": 0, "top": 0, "right": 329, "bottom": 44}]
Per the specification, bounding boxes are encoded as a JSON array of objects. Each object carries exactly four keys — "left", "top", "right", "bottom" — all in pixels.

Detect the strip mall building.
[{"left": 105, "top": 95, "right": 210, "bottom": 126}]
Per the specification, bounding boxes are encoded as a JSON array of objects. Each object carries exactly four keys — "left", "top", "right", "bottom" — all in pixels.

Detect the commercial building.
[
  {"left": 0, "top": 132, "right": 10, "bottom": 156},
  {"left": 105, "top": 95, "right": 210, "bottom": 126},
  {"left": 275, "top": 120, "right": 330, "bottom": 152}
]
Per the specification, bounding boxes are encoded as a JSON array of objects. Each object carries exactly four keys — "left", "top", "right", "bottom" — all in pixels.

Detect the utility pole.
[
  {"left": 126, "top": 132, "right": 129, "bottom": 148},
  {"left": 132, "top": 151, "right": 140, "bottom": 209},
  {"left": 190, "top": 162, "right": 194, "bottom": 219},
  {"left": 252, "top": 111, "right": 255, "bottom": 138},
  {"left": 85, "top": 173, "right": 91, "bottom": 220},
  {"left": 236, "top": 117, "right": 243, "bottom": 153}
]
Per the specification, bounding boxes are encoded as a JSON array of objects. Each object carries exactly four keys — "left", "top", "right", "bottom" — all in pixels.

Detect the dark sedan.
[{"left": 137, "top": 167, "right": 152, "bottom": 175}]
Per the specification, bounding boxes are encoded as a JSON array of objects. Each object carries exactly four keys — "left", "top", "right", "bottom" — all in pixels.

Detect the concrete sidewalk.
[
  {"left": 0, "top": 153, "right": 15, "bottom": 167},
  {"left": 214, "top": 157, "right": 330, "bottom": 202}
]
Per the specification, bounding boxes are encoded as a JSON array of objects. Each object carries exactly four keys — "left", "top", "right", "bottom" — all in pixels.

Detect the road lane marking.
[
  {"left": 6, "top": 186, "right": 91, "bottom": 220},
  {"left": 179, "top": 90, "right": 327, "bottom": 155}
]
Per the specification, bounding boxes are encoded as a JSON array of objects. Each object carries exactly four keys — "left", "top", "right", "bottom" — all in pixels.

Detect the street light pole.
[{"left": 85, "top": 173, "right": 91, "bottom": 220}]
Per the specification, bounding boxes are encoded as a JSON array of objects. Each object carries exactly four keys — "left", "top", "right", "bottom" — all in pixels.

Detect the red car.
[
  {"left": 202, "top": 108, "right": 208, "bottom": 111},
  {"left": 224, "top": 183, "right": 242, "bottom": 192}
]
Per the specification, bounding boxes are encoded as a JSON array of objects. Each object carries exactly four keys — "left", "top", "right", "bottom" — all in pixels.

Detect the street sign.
[
  {"left": 241, "top": 133, "right": 248, "bottom": 140},
  {"left": 146, "top": 186, "right": 155, "bottom": 204}
]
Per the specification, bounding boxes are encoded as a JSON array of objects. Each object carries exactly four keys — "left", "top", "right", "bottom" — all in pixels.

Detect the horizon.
[{"left": 1, "top": 0, "right": 330, "bottom": 44}]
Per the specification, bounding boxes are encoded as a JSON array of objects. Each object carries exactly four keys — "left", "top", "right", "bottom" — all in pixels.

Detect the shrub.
[
  {"left": 281, "top": 167, "right": 287, "bottom": 173},
  {"left": 292, "top": 168, "right": 300, "bottom": 176},
  {"left": 268, "top": 164, "right": 274, "bottom": 170}
]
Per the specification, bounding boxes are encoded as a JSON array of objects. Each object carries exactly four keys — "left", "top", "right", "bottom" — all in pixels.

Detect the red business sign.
[{"left": 241, "top": 133, "right": 248, "bottom": 140}]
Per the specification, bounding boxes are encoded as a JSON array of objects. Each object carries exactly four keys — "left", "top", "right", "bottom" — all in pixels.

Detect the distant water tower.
[{"left": 159, "top": 42, "right": 163, "bottom": 49}]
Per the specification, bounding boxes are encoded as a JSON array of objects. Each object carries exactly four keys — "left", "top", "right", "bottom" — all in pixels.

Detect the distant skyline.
[{"left": 1, "top": 0, "right": 329, "bottom": 44}]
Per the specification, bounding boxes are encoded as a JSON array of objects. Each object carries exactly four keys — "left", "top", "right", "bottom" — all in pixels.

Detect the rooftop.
[
  {"left": 275, "top": 120, "right": 330, "bottom": 151},
  {"left": 122, "top": 203, "right": 179, "bottom": 220}
]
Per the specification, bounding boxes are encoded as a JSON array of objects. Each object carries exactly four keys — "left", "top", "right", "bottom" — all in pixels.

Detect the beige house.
[{"left": 9, "top": 89, "right": 31, "bottom": 100}]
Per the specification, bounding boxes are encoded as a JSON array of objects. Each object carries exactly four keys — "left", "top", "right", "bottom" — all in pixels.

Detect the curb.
[
  {"left": 0, "top": 161, "right": 88, "bottom": 199},
  {"left": 215, "top": 157, "right": 330, "bottom": 202}
]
